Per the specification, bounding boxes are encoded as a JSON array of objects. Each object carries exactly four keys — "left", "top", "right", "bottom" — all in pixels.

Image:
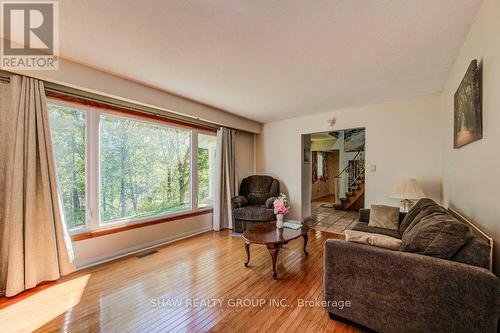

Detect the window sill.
[{"left": 71, "top": 208, "right": 213, "bottom": 242}]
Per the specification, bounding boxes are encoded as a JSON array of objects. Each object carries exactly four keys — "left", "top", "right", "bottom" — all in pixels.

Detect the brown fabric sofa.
[
  {"left": 231, "top": 175, "right": 279, "bottom": 232},
  {"left": 324, "top": 199, "right": 500, "bottom": 333}
]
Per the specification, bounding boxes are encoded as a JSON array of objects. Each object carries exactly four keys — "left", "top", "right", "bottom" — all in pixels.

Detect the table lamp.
[{"left": 389, "top": 178, "right": 426, "bottom": 212}]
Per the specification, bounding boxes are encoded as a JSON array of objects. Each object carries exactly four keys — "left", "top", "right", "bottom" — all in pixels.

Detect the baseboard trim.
[{"left": 76, "top": 226, "right": 213, "bottom": 270}]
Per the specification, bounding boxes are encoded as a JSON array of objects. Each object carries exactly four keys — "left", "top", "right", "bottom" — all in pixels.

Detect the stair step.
[
  {"left": 345, "top": 191, "right": 354, "bottom": 197},
  {"left": 350, "top": 185, "right": 359, "bottom": 191}
]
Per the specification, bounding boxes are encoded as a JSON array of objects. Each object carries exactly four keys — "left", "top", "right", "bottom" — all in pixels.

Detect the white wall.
[
  {"left": 256, "top": 94, "right": 442, "bottom": 220},
  {"left": 440, "top": 0, "right": 500, "bottom": 273},
  {"left": 73, "top": 214, "right": 212, "bottom": 268}
]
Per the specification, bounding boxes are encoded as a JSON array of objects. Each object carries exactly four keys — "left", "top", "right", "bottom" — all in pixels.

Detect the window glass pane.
[
  {"left": 197, "top": 133, "right": 217, "bottom": 208},
  {"left": 100, "top": 113, "right": 191, "bottom": 223},
  {"left": 317, "top": 153, "right": 324, "bottom": 178},
  {"left": 48, "top": 103, "right": 86, "bottom": 230}
]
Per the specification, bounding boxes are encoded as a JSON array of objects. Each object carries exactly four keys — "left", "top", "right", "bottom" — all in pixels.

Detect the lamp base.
[{"left": 400, "top": 199, "right": 414, "bottom": 213}]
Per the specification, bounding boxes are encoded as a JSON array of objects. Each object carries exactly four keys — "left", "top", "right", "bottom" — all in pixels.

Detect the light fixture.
[{"left": 389, "top": 178, "right": 426, "bottom": 212}]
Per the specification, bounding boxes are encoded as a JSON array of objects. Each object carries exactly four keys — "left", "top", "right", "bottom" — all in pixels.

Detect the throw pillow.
[
  {"left": 368, "top": 205, "right": 400, "bottom": 231},
  {"left": 400, "top": 212, "right": 473, "bottom": 259},
  {"left": 403, "top": 206, "right": 447, "bottom": 236},
  {"left": 452, "top": 237, "right": 491, "bottom": 269},
  {"left": 345, "top": 230, "right": 402, "bottom": 250},
  {"left": 265, "top": 197, "right": 276, "bottom": 208},
  {"left": 399, "top": 198, "right": 444, "bottom": 233},
  {"left": 247, "top": 192, "right": 268, "bottom": 205},
  {"left": 232, "top": 196, "right": 248, "bottom": 208}
]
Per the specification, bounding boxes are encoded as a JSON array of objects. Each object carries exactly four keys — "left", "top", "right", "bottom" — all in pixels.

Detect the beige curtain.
[
  {"left": 213, "top": 127, "right": 236, "bottom": 231},
  {"left": 0, "top": 75, "right": 75, "bottom": 297}
]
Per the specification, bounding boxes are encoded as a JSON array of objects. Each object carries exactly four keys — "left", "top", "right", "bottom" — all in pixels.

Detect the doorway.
[
  {"left": 311, "top": 144, "right": 339, "bottom": 208},
  {"left": 302, "top": 128, "right": 366, "bottom": 233}
]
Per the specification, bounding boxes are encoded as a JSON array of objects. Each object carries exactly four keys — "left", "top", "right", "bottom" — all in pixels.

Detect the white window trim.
[
  {"left": 87, "top": 109, "right": 100, "bottom": 233},
  {"left": 317, "top": 152, "right": 324, "bottom": 179},
  {"left": 191, "top": 130, "right": 199, "bottom": 210},
  {"left": 48, "top": 98, "right": 216, "bottom": 236}
]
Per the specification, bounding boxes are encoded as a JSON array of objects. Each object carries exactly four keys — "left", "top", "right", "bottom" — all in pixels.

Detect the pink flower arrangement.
[{"left": 273, "top": 194, "right": 290, "bottom": 215}]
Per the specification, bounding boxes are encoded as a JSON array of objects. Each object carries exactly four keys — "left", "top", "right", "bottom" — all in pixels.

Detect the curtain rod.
[
  {"left": 0, "top": 70, "right": 253, "bottom": 134},
  {"left": 44, "top": 82, "right": 220, "bottom": 130},
  {"left": 0, "top": 70, "right": 232, "bottom": 131}
]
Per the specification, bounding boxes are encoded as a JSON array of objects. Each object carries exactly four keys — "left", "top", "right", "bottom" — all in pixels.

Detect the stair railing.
[
  {"left": 347, "top": 166, "right": 365, "bottom": 192},
  {"left": 333, "top": 145, "right": 365, "bottom": 204}
]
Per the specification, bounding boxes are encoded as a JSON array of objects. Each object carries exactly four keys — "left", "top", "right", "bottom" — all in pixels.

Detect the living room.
[{"left": 0, "top": 0, "right": 499, "bottom": 332}]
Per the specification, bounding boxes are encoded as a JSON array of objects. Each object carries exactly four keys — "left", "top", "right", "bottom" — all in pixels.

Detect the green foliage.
[
  {"left": 48, "top": 104, "right": 215, "bottom": 229},
  {"left": 198, "top": 147, "right": 210, "bottom": 205},
  {"left": 48, "top": 104, "right": 86, "bottom": 229},
  {"left": 99, "top": 114, "right": 191, "bottom": 222}
]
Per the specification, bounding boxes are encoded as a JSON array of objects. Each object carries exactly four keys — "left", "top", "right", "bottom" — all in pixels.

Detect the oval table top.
[{"left": 242, "top": 222, "right": 309, "bottom": 245}]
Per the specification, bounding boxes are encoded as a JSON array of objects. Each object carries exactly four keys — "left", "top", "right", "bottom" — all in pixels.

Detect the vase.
[
  {"left": 276, "top": 227, "right": 283, "bottom": 238},
  {"left": 276, "top": 214, "right": 284, "bottom": 228}
]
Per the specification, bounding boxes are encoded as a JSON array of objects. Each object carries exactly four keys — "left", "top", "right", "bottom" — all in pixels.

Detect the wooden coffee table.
[{"left": 242, "top": 222, "right": 309, "bottom": 279}]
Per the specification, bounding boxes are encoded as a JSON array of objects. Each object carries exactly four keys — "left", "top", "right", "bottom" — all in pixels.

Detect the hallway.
[{"left": 309, "top": 204, "right": 358, "bottom": 235}]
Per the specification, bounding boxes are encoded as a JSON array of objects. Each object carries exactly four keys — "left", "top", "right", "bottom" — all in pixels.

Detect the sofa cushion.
[
  {"left": 345, "top": 230, "right": 402, "bottom": 250},
  {"left": 233, "top": 205, "right": 275, "bottom": 221},
  {"left": 247, "top": 192, "right": 269, "bottom": 205},
  {"left": 399, "top": 198, "right": 444, "bottom": 233},
  {"left": 265, "top": 197, "right": 276, "bottom": 209},
  {"left": 400, "top": 212, "right": 473, "bottom": 259},
  {"left": 350, "top": 222, "right": 401, "bottom": 239},
  {"left": 452, "top": 236, "right": 491, "bottom": 269},
  {"left": 403, "top": 206, "right": 448, "bottom": 237},
  {"left": 368, "top": 205, "right": 400, "bottom": 230},
  {"left": 241, "top": 175, "right": 279, "bottom": 205},
  {"left": 359, "top": 208, "right": 407, "bottom": 224},
  {"left": 232, "top": 195, "right": 248, "bottom": 208}
]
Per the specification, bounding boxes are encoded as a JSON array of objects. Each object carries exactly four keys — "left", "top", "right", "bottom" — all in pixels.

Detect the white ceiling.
[
  {"left": 55, "top": 0, "right": 481, "bottom": 122},
  {"left": 311, "top": 132, "right": 337, "bottom": 142}
]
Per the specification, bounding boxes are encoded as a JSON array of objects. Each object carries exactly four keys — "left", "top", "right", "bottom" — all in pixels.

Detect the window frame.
[
  {"left": 316, "top": 152, "right": 324, "bottom": 180},
  {"left": 196, "top": 132, "right": 217, "bottom": 209},
  {"left": 48, "top": 97, "right": 217, "bottom": 236}
]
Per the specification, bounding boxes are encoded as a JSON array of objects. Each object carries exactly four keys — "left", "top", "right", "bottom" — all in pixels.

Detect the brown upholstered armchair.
[{"left": 231, "top": 175, "right": 280, "bottom": 232}]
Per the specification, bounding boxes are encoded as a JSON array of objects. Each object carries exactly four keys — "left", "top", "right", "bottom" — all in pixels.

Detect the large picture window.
[
  {"left": 100, "top": 114, "right": 191, "bottom": 223},
  {"left": 48, "top": 99, "right": 216, "bottom": 233}
]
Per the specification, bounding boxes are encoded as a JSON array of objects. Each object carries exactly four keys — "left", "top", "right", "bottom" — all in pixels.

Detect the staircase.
[{"left": 333, "top": 147, "right": 365, "bottom": 211}]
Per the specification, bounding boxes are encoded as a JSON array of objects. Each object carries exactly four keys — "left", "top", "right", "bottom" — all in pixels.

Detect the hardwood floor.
[{"left": 0, "top": 229, "right": 362, "bottom": 333}]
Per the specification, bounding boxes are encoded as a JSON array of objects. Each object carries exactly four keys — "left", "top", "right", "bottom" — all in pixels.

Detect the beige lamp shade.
[{"left": 389, "top": 179, "right": 426, "bottom": 200}]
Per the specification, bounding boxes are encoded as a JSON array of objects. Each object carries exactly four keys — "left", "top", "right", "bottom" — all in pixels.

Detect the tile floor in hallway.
[{"left": 309, "top": 202, "right": 358, "bottom": 235}]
